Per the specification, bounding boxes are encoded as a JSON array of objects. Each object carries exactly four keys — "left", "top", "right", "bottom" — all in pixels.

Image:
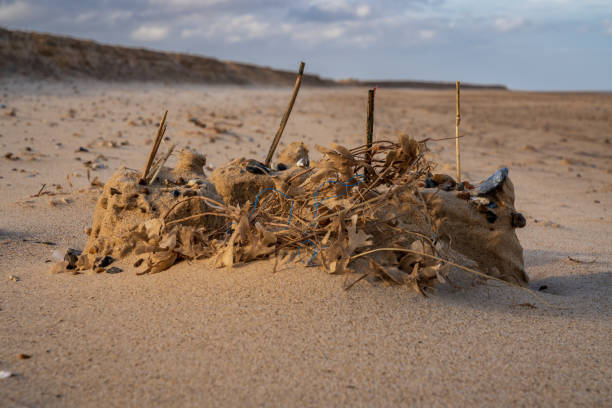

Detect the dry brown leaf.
[{"left": 368, "top": 259, "right": 406, "bottom": 284}]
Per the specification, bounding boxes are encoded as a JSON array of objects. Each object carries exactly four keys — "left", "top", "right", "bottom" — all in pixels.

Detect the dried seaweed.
[{"left": 148, "top": 133, "right": 457, "bottom": 293}]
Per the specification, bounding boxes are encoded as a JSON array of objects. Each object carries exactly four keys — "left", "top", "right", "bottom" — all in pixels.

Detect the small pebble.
[
  {"left": 94, "top": 255, "right": 114, "bottom": 268},
  {"left": 186, "top": 179, "right": 203, "bottom": 187},
  {"left": 0, "top": 370, "right": 13, "bottom": 379},
  {"left": 432, "top": 174, "right": 456, "bottom": 191},
  {"left": 64, "top": 248, "right": 82, "bottom": 270},
  {"left": 4, "top": 152, "right": 20, "bottom": 161},
  {"left": 425, "top": 174, "right": 436, "bottom": 188},
  {"left": 538, "top": 285, "right": 548, "bottom": 291},
  {"left": 106, "top": 267, "right": 123, "bottom": 274},
  {"left": 18, "top": 353, "right": 31, "bottom": 360},
  {"left": 462, "top": 181, "right": 475, "bottom": 190},
  {"left": 457, "top": 190, "right": 470, "bottom": 200},
  {"left": 511, "top": 212, "right": 527, "bottom": 228},
  {"left": 172, "top": 189, "right": 180, "bottom": 198},
  {"left": 485, "top": 210, "right": 497, "bottom": 223}
]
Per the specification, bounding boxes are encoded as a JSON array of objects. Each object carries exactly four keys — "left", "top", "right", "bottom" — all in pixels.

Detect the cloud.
[
  {"left": 289, "top": 1, "right": 374, "bottom": 22},
  {"left": 493, "top": 16, "right": 525, "bottom": 32},
  {"left": 355, "top": 4, "right": 370, "bottom": 17},
  {"left": 74, "top": 10, "right": 132, "bottom": 24},
  {"left": 131, "top": 25, "right": 169, "bottom": 41},
  {"left": 149, "top": 0, "right": 228, "bottom": 7},
  {"left": 418, "top": 29, "right": 436, "bottom": 40},
  {"left": 604, "top": 19, "right": 612, "bottom": 35},
  {"left": 293, "top": 25, "right": 346, "bottom": 44},
  {"left": 2, "top": 0, "right": 611, "bottom": 89},
  {"left": 181, "top": 14, "right": 271, "bottom": 43},
  {"left": 0, "top": 0, "right": 40, "bottom": 23}
]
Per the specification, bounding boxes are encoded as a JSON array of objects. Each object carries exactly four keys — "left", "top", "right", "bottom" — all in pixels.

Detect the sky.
[{"left": 1, "top": 0, "right": 611, "bottom": 90}]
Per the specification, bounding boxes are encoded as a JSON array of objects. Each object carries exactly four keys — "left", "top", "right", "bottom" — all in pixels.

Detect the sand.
[{"left": 1, "top": 79, "right": 611, "bottom": 407}]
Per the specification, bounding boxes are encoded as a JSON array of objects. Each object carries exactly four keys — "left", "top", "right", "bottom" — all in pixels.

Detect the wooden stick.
[
  {"left": 148, "top": 143, "right": 176, "bottom": 185},
  {"left": 365, "top": 89, "right": 375, "bottom": 165},
  {"left": 264, "top": 62, "right": 305, "bottom": 167},
  {"left": 455, "top": 81, "right": 461, "bottom": 183},
  {"left": 142, "top": 110, "right": 168, "bottom": 181}
]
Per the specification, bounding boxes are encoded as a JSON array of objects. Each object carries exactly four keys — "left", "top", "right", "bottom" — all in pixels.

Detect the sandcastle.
[
  {"left": 53, "top": 65, "right": 528, "bottom": 294},
  {"left": 54, "top": 133, "right": 528, "bottom": 293}
]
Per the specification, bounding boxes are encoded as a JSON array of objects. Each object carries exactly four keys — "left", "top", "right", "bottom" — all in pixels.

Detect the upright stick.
[
  {"left": 455, "top": 81, "right": 461, "bottom": 183},
  {"left": 264, "top": 62, "right": 305, "bottom": 167},
  {"left": 142, "top": 110, "right": 168, "bottom": 181},
  {"left": 365, "top": 89, "right": 375, "bottom": 165}
]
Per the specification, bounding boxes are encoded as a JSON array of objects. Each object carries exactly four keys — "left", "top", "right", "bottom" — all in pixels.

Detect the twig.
[
  {"left": 567, "top": 256, "right": 596, "bottom": 264},
  {"left": 22, "top": 239, "right": 56, "bottom": 246},
  {"left": 264, "top": 62, "right": 305, "bottom": 167},
  {"left": 161, "top": 195, "right": 226, "bottom": 230},
  {"left": 33, "top": 184, "right": 46, "bottom": 197},
  {"left": 421, "top": 134, "right": 468, "bottom": 142},
  {"left": 344, "top": 273, "right": 369, "bottom": 290},
  {"left": 455, "top": 81, "right": 461, "bottom": 183},
  {"left": 142, "top": 110, "right": 168, "bottom": 182},
  {"left": 365, "top": 89, "right": 375, "bottom": 167},
  {"left": 148, "top": 143, "right": 176, "bottom": 185},
  {"left": 349, "top": 247, "right": 550, "bottom": 305},
  {"left": 165, "top": 211, "right": 232, "bottom": 227}
]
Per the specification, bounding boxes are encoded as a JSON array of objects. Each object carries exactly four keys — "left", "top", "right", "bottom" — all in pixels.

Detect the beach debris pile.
[{"left": 53, "top": 133, "right": 528, "bottom": 294}]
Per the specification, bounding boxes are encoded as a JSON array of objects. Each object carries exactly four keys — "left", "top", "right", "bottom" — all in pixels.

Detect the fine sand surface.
[{"left": 1, "top": 79, "right": 610, "bottom": 407}]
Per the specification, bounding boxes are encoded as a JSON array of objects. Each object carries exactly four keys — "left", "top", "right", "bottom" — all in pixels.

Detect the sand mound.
[
  {"left": 423, "top": 177, "right": 527, "bottom": 285},
  {"left": 54, "top": 132, "right": 528, "bottom": 294},
  {"left": 277, "top": 142, "right": 309, "bottom": 167},
  {"left": 172, "top": 149, "right": 207, "bottom": 180},
  {"left": 53, "top": 163, "right": 224, "bottom": 273},
  {"left": 211, "top": 159, "right": 275, "bottom": 205}
]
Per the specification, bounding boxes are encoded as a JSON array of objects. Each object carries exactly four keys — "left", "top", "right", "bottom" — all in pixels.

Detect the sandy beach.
[{"left": 1, "top": 79, "right": 611, "bottom": 407}]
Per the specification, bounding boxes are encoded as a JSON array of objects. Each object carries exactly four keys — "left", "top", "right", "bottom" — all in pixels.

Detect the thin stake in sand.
[
  {"left": 141, "top": 110, "right": 168, "bottom": 182},
  {"left": 264, "top": 62, "right": 305, "bottom": 167},
  {"left": 365, "top": 88, "right": 375, "bottom": 166},
  {"left": 455, "top": 80, "right": 461, "bottom": 183}
]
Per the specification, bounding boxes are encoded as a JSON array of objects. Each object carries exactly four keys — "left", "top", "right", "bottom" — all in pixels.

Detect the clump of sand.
[
  {"left": 53, "top": 149, "right": 225, "bottom": 273},
  {"left": 277, "top": 141, "right": 309, "bottom": 167},
  {"left": 54, "top": 133, "right": 528, "bottom": 293},
  {"left": 210, "top": 159, "right": 274, "bottom": 205},
  {"left": 423, "top": 176, "right": 527, "bottom": 285}
]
